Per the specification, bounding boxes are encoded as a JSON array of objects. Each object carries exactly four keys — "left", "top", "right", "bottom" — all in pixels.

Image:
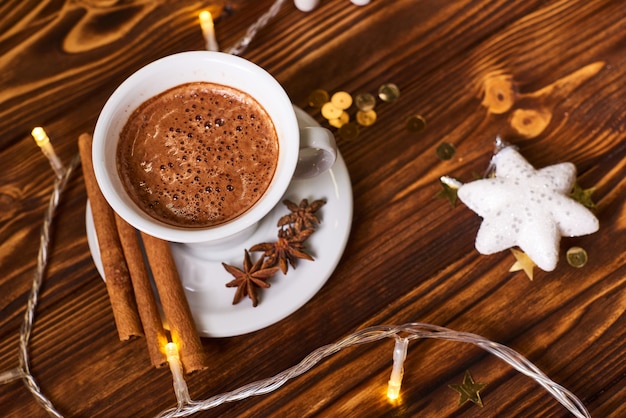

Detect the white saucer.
[{"left": 86, "top": 107, "right": 353, "bottom": 337}]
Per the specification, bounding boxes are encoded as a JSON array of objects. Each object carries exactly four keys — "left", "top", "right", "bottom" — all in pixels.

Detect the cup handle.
[{"left": 294, "top": 126, "right": 338, "bottom": 178}]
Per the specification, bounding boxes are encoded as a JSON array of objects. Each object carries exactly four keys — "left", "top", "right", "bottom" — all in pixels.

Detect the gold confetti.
[
  {"left": 509, "top": 248, "right": 536, "bottom": 280},
  {"left": 338, "top": 122, "right": 360, "bottom": 141},
  {"left": 321, "top": 102, "right": 343, "bottom": 120},
  {"left": 328, "top": 111, "right": 350, "bottom": 128},
  {"left": 435, "top": 179, "right": 459, "bottom": 207},
  {"left": 331, "top": 91, "right": 353, "bottom": 110},
  {"left": 566, "top": 247, "right": 588, "bottom": 268},
  {"left": 406, "top": 115, "right": 426, "bottom": 132},
  {"left": 355, "top": 93, "right": 376, "bottom": 111},
  {"left": 307, "top": 89, "right": 329, "bottom": 108},
  {"left": 448, "top": 370, "right": 487, "bottom": 408},
  {"left": 356, "top": 109, "right": 377, "bottom": 126},
  {"left": 569, "top": 183, "right": 596, "bottom": 209},
  {"left": 436, "top": 142, "right": 456, "bottom": 160},
  {"left": 378, "top": 83, "right": 400, "bottom": 102}
]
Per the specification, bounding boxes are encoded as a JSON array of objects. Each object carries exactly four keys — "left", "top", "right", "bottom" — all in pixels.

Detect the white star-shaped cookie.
[{"left": 457, "top": 147, "right": 599, "bottom": 271}]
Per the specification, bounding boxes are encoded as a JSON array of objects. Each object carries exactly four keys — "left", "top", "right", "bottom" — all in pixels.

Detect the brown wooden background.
[{"left": 1, "top": 0, "right": 624, "bottom": 417}]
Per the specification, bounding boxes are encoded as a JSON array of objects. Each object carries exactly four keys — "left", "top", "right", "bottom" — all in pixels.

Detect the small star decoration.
[
  {"left": 457, "top": 146, "right": 599, "bottom": 271},
  {"left": 449, "top": 370, "right": 487, "bottom": 407},
  {"left": 509, "top": 248, "right": 536, "bottom": 280},
  {"left": 436, "top": 179, "right": 459, "bottom": 207},
  {"left": 569, "top": 182, "right": 596, "bottom": 209}
]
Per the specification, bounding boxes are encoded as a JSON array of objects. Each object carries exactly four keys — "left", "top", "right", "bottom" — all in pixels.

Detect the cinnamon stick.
[
  {"left": 140, "top": 232, "right": 208, "bottom": 373},
  {"left": 115, "top": 214, "right": 168, "bottom": 368},
  {"left": 78, "top": 133, "right": 142, "bottom": 340}
]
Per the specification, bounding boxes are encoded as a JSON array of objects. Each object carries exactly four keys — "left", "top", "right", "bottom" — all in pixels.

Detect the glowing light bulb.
[
  {"left": 31, "top": 127, "right": 49, "bottom": 145},
  {"left": 199, "top": 10, "right": 219, "bottom": 51},
  {"left": 387, "top": 338, "right": 408, "bottom": 400},
  {"left": 165, "top": 341, "right": 191, "bottom": 406},
  {"left": 165, "top": 342, "right": 179, "bottom": 359},
  {"left": 31, "top": 127, "right": 65, "bottom": 178}
]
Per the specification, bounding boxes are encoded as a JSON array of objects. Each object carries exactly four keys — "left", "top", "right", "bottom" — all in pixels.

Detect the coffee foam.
[{"left": 117, "top": 82, "right": 279, "bottom": 228}]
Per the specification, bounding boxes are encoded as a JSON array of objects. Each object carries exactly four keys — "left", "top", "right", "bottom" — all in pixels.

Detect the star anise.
[
  {"left": 277, "top": 199, "right": 326, "bottom": 232},
  {"left": 223, "top": 250, "right": 279, "bottom": 307},
  {"left": 250, "top": 225, "right": 314, "bottom": 274}
]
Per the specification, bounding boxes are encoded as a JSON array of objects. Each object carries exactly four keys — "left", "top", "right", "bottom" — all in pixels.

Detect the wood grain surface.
[{"left": 1, "top": 0, "right": 624, "bottom": 417}]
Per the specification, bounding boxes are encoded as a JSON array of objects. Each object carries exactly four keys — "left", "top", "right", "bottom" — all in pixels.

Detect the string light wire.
[
  {"left": 0, "top": 5, "right": 590, "bottom": 418},
  {"left": 0, "top": 176, "right": 593, "bottom": 418},
  {"left": 1, "top": 1, "right": 290, "bottom": 413},
  {"left": 156, "top": 324, "right": 590, "bottom": 418},
  {"left": 13, "top": 153, "right": 81, "bottom": 418},
  {"left": 225, "top": 0, "right": 287, "bottom": 56},
  {"left": 0, "top": 142, "right": 591, "bottom": 418}
]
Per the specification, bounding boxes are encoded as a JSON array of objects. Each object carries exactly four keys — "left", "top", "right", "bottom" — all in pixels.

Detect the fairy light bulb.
[
  {"left": 199, "top": 10, "right": 219, "bottom": 51},
  {"left": 166, "top": 342, "right": 191, "bottom": 406},
  {"left": 31, "top": 126, "right": 49, "bottom": 145},
  {"left": 387, "top": 337, "right": 409, "bottom": 400},
  {"left": 31, "top": 127, "right": 65, "bottom": 178}
]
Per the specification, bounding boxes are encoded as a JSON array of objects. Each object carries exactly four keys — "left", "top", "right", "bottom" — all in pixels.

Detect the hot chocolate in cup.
[{"left": 93, "top": 51, "right": 336, "bottom": 245}]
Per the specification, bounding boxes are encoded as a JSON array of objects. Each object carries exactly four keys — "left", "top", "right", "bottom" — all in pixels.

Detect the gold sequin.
[
  {"left": 328, "top": 111, "right": 350, "bottom": 128},
  {"left": 355, "top": 93, "right": 376, "bottom": 111},
  {"left": 308, "top": 89, "right": 330, "bottom": 108},
  {"left": 356, "top": 109, "right": 377, "bottom": 126},
  {"left": 566, "top": 247, "right": 588, "bottom": 268},
  {"left": 436, "top": 142, "right": 456, "bottom": 160},
  {"left": 321, "top": 102, "right": 343, "bottom": 120},
  {"left": 339, "top": 122, "right": 360, "bottom": 141},
  {"left": 378, "top": 83, "right": 400, "bottom": 102},
  {"left": 406, "top": 115, "right": 426, "bottom": 132},
  {"left": 331, "top": 91, "right": 353, "bottom": 110}
]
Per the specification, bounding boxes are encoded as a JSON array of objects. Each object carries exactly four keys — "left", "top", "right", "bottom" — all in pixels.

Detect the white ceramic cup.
[{"left": 92, "top": 51, "right": 336, "bottom": 245}]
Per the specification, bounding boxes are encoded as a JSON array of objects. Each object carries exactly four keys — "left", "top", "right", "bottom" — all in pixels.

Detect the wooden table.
[{"left": 1, "top": 1, "right": 624, "bottom": 416}]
